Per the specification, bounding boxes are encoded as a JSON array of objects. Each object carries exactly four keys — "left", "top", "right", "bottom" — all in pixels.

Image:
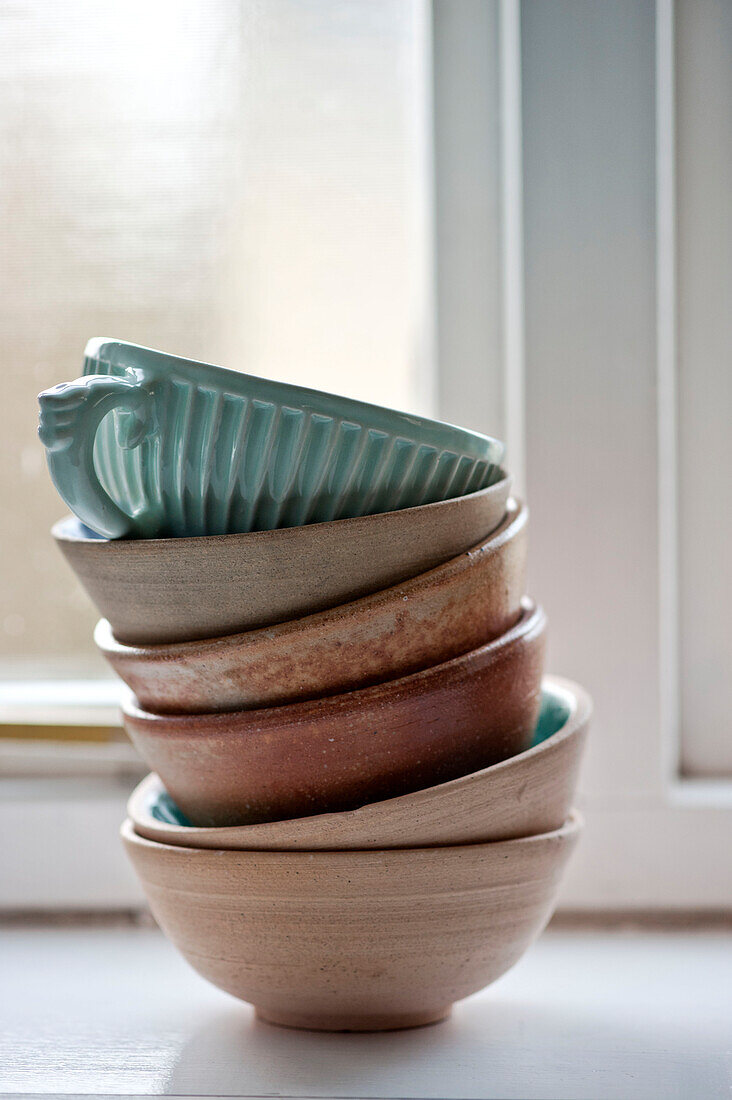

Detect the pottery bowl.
[
  {"left": 53, "top": 471, "right": 511, "bottom": 645},
  {"left": 122, "top": 600, "right": 546, "bottom": 827},
  {"left": 128, "top": 677, "right": 588, "bottom": 849},
  {"left": 122, "top": 811, "right": 581, "bottom": 1031},
  {"left": 39, "top": 337, "right": 503, "bottom": 539},
  {"left": 97, "top": 500, "right": 528, "bottom": 713}
]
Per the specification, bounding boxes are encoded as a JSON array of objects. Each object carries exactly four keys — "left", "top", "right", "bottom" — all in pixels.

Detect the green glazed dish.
[{"left": 38, "top": 338, "right": 503, "bottom": 539}]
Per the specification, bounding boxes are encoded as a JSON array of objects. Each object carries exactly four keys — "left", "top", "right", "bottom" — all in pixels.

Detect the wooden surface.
[{"left": 1, "top": 921, "right": 730, "bottom": 1098}]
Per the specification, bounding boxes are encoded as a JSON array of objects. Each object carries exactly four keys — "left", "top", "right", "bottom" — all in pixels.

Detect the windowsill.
[{"left": 1, "top": 918, "right": 730, "bottom": 1098}]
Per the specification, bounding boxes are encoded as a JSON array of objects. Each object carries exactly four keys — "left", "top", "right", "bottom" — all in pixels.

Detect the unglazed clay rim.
[
  {"left": 122, "top": 809, "right": 584, "bottom": 860},
  {"left": 96, "top": 499, "right": 527, "bottom": 662},
  {"left": 127, "top": 676, "right": 590, "bottom": 844},
  {"left": 121, "top": 597, "right": 545, "bottom": 730},
  {"left": 52, "top": 469, "right": 511, "bottom": 549}
]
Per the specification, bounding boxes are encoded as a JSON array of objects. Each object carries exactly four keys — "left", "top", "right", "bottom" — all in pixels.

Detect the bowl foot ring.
[{"left": 255, "top": 1004, "right": 452, "bottom": 1033}]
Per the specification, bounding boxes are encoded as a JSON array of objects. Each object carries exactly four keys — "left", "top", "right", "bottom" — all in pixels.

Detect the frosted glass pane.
[{"left": 0, "top": 0, "right": 431, "bottom": 664}]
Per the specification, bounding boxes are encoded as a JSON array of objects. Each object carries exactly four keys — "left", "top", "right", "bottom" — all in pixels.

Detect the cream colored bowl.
[{"left": 122, "top": 812, "right": 582, "bottom": 1032}]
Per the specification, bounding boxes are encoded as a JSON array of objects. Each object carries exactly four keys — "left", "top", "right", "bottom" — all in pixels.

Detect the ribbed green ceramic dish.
[{"left": 38, "top": 339, "right": 503, "bottom": 539}]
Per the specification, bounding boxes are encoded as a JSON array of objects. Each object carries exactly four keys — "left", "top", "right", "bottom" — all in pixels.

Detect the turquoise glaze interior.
[
  {"left": 147, "top": 684, "right": 575, "bottom": 829},
  {"left": 532, "top": 684, "right": 573, "bottom": 748}
]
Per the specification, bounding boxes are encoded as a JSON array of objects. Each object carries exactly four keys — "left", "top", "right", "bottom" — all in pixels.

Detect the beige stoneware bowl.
[
  {"left": 97, "top": 500, "right": 527, "bottom": 713},
  {"left": 122, "top": 600, "right": 546, "bottom": 827},
  {"left": 53, "top": 472, "right": 510, "bottom": 645},
  {"left": 128, "top": 676, "right": 589, "bottom": 849},
  {"left": 122, "top": 811, "right": 582, "bottom": 1032}
]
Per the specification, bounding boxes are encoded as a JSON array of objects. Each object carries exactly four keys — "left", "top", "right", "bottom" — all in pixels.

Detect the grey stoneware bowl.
[
  {"left": 127, "top": 677, "right": 590, "bottom": 850},
  {"left": 96, "top": 499, "right": 528, "bottom": 712},
  {"left": 122, "top": 811, "right": 582, "bottom": 1032},
  {"left": 121, "top": 600, "right": 546, "bottom": 828},
  {"left": 52, "top": 471, "right": 510, "bottom": 645}
]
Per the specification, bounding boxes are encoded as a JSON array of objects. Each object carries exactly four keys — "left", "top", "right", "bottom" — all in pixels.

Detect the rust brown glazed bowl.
[
  {"left": 122, "top": 600, "right": 546, "bottom": 827},
  {"left": 97, "top": 500, "right": 527, "bottom": 713},
  {"left": 122, "top": 812, "right": 582, "bottom": 1032},
  {"left": 53, "top": 471, "right": 511, "bottom": 645},
  {"left": 128, "top": 676, "right": 588, "bottom": 849}
]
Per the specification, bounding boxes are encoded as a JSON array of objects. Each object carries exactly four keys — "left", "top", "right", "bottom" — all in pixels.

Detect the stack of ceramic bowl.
[{"left": 39, "top": 338, "right": 591, "bottom": 1032}]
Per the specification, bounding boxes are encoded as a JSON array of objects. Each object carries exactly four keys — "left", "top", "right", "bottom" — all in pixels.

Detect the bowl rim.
[
  {"left": 126, "top": 675, "right": 591, "bottom": 844},
  {"left": 121, "top": 806, "right": 584, "bottom": 860},
  {"left": 96, "top": 498, "right": 527, "bottom": 660},
  {"left": 121, "top": 597, "right": 545, "bottom": 729},
  {"left": 51, "top": 469, "right": 511, "bottom": 548}
]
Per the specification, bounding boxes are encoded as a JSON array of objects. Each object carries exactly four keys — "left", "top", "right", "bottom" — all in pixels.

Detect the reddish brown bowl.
[
  {"left": 122, "top": 600, "right": 546, "bottom": 828},
  {"left": 128, "top": 677, "right": 590, "bottom": 850},
  {"left": 97, "top": 500, "right": 527, "bottom": 713}
]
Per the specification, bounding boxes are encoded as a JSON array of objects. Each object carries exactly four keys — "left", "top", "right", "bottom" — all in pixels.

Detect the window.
[
  {"left": 435, "top": 0, "right": 732, "bottom": 910},
  {"left": 2, "top": 0, "right": 730, "bottom": 912},
  {"left": 0, "top": 0, "right": 432, "bottom": 678},
  {"left": 0, "top": 0, "right": 433, "bottom": 906}
]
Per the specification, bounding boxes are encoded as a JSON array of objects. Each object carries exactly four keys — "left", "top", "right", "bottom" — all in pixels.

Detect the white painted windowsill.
[{"left": 1, "top": 920, "right": 730, "bottom": 1099}]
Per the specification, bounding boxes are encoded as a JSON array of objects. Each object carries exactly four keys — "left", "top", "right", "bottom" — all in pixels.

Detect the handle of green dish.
[{"left": 38, "top": 370, "right": 155, "bottom": 539}]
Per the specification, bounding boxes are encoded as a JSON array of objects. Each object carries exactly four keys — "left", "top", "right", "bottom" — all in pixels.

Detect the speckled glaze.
[
  {"left": 97, "top": 500, "right": 528, "bottom": 712},
  {"left": 121, "top": 812, "right": 582, "bottom": 1031},
  {"left": 53, "top": 472, "right": 511, "bottom": 645},
  {"left": 127, "top": 677, "right": 591, "bottom": 849},
  {"left": 121, "top": 600, "right": 546, "bottom": 828},
  {"left": 38, "top": 337, "right": 503, "bottom": 539}
]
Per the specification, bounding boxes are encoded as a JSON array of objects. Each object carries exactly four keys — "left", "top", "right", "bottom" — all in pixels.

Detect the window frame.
[{"left": 434, "top": 0, "right": 732, "bottom": 911}]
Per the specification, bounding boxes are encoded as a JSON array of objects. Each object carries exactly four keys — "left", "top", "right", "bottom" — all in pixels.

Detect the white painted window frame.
[
  {"left": 0, "top": 680, "right": 147, "bottom": 909},
  {"left": 2, "top": 0, "right": 730, "bottom": 913},
  {"left": 434, "top": 0, "right": 732, "bottom": 911}
]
